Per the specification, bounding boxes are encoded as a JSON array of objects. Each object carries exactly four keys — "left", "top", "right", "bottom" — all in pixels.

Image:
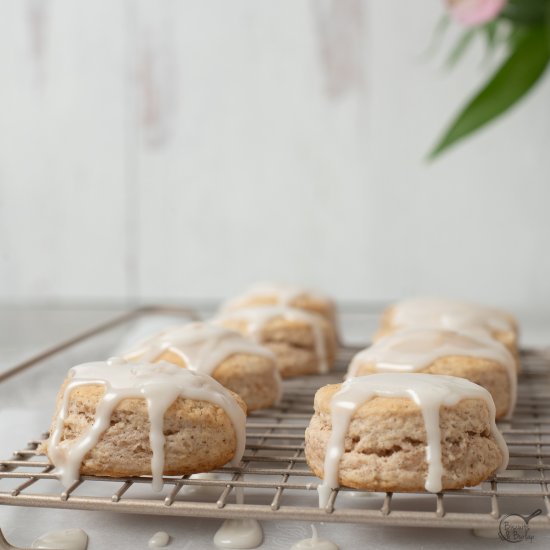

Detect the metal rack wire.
[{"left": 1, "top": 307, "right": 550, "bottom": 530}]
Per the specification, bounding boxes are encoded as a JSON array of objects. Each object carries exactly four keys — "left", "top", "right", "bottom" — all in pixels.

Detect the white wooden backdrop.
[{"left": 1, "top": 0, "right": 549, "bottom": 309}]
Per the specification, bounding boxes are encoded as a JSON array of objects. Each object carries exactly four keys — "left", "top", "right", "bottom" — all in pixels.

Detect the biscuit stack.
[
  {"left": 41, "top": 283, "right": 338, "bottom": 488},
  {"left": 215, "top": 283, "right": 338, "bottom": 377}
]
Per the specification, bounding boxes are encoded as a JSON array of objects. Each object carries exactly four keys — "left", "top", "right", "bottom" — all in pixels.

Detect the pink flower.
[{"left": 447, "top": 0, "right": 506, "bottom": 26}]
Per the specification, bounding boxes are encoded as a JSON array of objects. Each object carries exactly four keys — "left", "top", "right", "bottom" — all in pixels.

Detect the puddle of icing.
[
  {"left": 214, "top": 486, "right": 263, "bottom": 549},
  {"left": 148, "top": 531, "right": 170, "bottom": 548},
  {"left": 213, "top": 519, "right": 263, "bottom": 549},
  {"left": 32, "top": 528, "right": 88, "bottom": 550},
  {"left": 290, "top": 525, "right": 339, "bottom": 550}
]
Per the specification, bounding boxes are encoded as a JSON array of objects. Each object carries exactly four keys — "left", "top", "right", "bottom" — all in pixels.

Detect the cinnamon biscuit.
[
  {"left": 221, "top": 283, "right": 338, "bottom": 336},
  {"left": 305, "top": 374, "right": 508, "bottom": 500},
  {"left": 376, "top": 298, "right": 519, "bottom": 368},
  {"left": 348, "top": 329, "right": 516, "bottom": 419},
  {"left": 214, "top": 306, "right": 337, "bottom": 378},
  {"left": 40, "top": 360, "right": 247, "bottom": 487},
  {"left": 125, "top": 322, "right": 281, "bottom": 411}
]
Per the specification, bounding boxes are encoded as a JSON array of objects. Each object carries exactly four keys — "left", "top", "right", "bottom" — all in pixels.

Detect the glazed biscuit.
[
  {"left": 221, "top": 283, "right": 338, "bottom": 336},
  {"left": 40, "top": 361, "right": 247, "bottom": 486},
  {"left": 377, "top": 298, "right": 520, "bottom": 368},
  {"left": 348, "top": 329, "right": 516, "bottom": 419},
  {"left": 125, "top": 322, "right": 281, "bottom": 412},
  {"left": 214, "top": 306, "right": 337, "bottom": 378},
  {"left": 306, "top": 374, "right": 508, "bottom": 497}
]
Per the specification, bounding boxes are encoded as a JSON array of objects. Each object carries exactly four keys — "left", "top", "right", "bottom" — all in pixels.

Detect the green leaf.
[
  {"left": 428, "top": 27, "right": 550, "bottom": 160},
  {"left": 501, "top": 0, "right": 547, "bottom": 25},
  {"left": 445, "top": 29, "right": 476, "bottom": 69}
]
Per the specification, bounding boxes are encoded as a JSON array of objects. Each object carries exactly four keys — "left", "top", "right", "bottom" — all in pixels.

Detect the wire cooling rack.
[{"left": 1, "top": 306, "right": 550, "bottom": 530}]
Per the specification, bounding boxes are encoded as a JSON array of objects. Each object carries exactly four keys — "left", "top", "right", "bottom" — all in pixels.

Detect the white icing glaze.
[
  {"left": 125, "top": 322, "right": 282, "bottom": 404},
  {"left": 48, "top": 359, "right": 246, "bottom": 491},
  {"left": 126, "top": 322, "right": 276, "bottom": 375},
  {"left": 213, "top": 519, "right": 263, "bottom": 549},
  {"left": 148, "top": 531, "right": 170, "bottom": 548},
  {"left": 222, "top": 282, "right": 330, "bottom": 311},
  {"left": 32, "top": 528, "right": 88, "bottom": 550},
  {"left": 389, "top": 298, "right": 515, "bottom": 334},
  {"left": 290, "top": 525, "right": 339, "bottom": 550},
  {"left": 213, "top": 486, "right": 263, "bottom": 548},
  {"left": 318, "top": 373, "right": 508, "bottom": 508},
  {"left": 348, "top": 328, "right": 517, "bottom": 417},
  {"left": 215, "top": 306, "right": 329, "bottom": 373}
]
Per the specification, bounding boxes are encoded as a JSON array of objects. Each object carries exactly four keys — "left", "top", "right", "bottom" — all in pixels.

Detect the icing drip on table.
[
  {"left": 213, "top": 519, "right": 263, "bottom": 549},
  {"left": 48, "top": 359, "right": 246, "bottom": 491},
  {"left": 290, "top": 525, "right": 339, "bottom": 550},
  {"left": 348, "top": 328, "right": 517, "bottom": 417},
  {"left": 214, "top": 488, "right": 263, "bottom": 549},
  {"left": 31, "top": 528, "right": 88, "bottom": 549},
  {"left": 148, "top": 531, "right": 170, "bottom": 548},
  {"left": 318, "top": 373, "right": 509, "bottom": 508},
  {"left": 389, "top": 298, "right": 515, "bottom": 334},
  {"left": 215, "top": 306, "right": 329, "bottom": 373}
]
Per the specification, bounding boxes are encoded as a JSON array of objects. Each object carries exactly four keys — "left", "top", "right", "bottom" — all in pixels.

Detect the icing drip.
[
  {"left": 390, "top": 298, "right": 515, "bottom": 334},
  {"left": 125, "top": 322, "right": 276, "bottom": 375},
  {"left": 290, "top": 525, "right": 339, "bottom": 550},
  {"left": 318, "top": 373, "right": 508, "bottom": 508},
  {"left": 126, "top": 322, "right": 282, "bottom": 405},
  {"left": 31, "top": 528, "right": 88, "bottom": 549},
  {"left": 213, "top": 519, "right": 263, "bottom": 549},
  {"left": 148, "top": 531, "right": 170, "bottom": 548},
  {"left": 214, "top": 488, "right": 263, "bottom": 549},
  {"left": 215, "top": 306, "right": 329, "bottom": 374},
  {"left": 348, "top": 328, "right": 517, "bottom": 417},
  {"left": 48, "top": 359, "right": 246, "bottom": 491}
]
